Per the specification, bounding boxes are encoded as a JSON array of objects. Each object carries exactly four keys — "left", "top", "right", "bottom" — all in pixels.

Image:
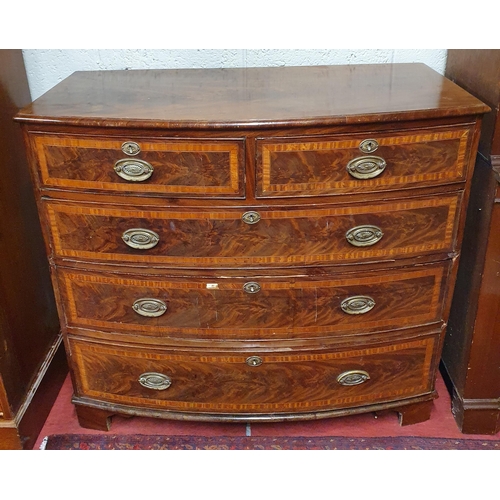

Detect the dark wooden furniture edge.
[
  {"left": 0, "top": 49, "right": 68, "bottom": 449},
  {"left": 439, "top": 153, "right": 499, "bottom": 433},
  {"left": 14, "top": 111, "right": 490, "bottom": 131},
  {"left": 440, "top": 360, "right": 500, "bottom": 434},
  {"left": 0, "top": 334, "right": 67, "bottom": 449},
  {"left": 439, "top": 50, "right": 500, "bottom": 435}
]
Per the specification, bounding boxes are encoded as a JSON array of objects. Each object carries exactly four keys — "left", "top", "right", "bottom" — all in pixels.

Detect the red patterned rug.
[{"left": 41, "top": 434, "right": 500, "bottom": 450}]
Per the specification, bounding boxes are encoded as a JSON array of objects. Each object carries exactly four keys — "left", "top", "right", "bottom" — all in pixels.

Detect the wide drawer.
[
  {"left": 70, "top": 335, "right": 438, "bottom": 414},
  {"left": 29, "top": 134, "right": 245, "bottom": 198},
  {"left": 45, "top": 193, "right": 461, "bottom": 268},
  {"left": 256, "top": 126, "right": 472, "bottom": 197},
  {"left": 57, "top": 262, "right": 450, "bottom": 340}
]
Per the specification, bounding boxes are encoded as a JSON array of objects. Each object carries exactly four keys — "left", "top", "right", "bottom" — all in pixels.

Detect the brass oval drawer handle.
[
  {"left": 337, "top": 370, "right": 370, "bottom": 386},
  {"left": 246, "top": 356, "right": 263, "bottom": 367},
  {"left": 122, "top": 228, "right": 160, "bottom": 250},
  {"left": 138, "top": 372, "right": 172, "bottom": 390},
  {"left": 346, "top": 225, "right": 383, "bottom": 247},
  {"left": 243, "top": 282, "right": 261, "bottom": 294},
  {"left": 341, "top": 295, "right": 375, "bottom": 315},
  {"left": 114, "top": 159, "right": 154, "bottom": 182},
  {"left": 133, "top": 298, "right": 167, "bottom": 317},
  {"left": 346, "top": 156, "right": 386, "bottom": 180},
  {"left": 242, "top": 211, "right": 261, "bottom": 225}
]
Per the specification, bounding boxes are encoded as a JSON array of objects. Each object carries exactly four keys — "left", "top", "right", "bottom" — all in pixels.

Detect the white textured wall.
[{"left": 22, "top": 49, "right": 447, "bottom": 101}]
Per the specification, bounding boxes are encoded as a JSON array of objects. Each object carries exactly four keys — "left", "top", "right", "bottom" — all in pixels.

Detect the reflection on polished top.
[{"left": 16, "top": 64, "right": 489, "bottom": 128}]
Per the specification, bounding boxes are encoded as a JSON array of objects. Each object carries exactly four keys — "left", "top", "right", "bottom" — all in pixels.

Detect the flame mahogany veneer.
[{"left": 16, "top": 64, "right": 489, "bottom": 430}]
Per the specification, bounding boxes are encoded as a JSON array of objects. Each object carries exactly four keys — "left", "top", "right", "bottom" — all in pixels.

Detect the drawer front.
[
  {"left": 31, "top": 134, "right": 245, "bottom": 198},
  {"left": 58, "top": 262, "right": 449, "bottom": 340},
  {"left": 256, "top": 127, "right": 471, "bottom": 197},
  {"left": 45, "top": 194, "right": 461, "bottom": 267},
  {"left": 70, "top": 336, "right": 437, "bottom": 414}
]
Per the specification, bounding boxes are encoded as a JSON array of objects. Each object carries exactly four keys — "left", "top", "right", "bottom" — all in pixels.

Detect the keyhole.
[
  {"left": 242, "top": 211, "right": 261, "bottom": 224},
  {"left": 243, "top": 282, "right": 261, "bottom": 293},
  {"left": 246, "top": 356, "right": 263, "bottom": 367},
  {"left": 359, "top": 139, "right": 379, "bottom": 153}
]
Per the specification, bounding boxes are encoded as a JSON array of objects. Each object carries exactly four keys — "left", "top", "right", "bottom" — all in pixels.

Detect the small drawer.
[
  {"left": 58, "top": 262, "right": 449, "bottom": 340},
  {"left": 70, "top": 335, "right": 438, "bottom": 415},
  {"left": 30, "top": 134, "right": 245, "bottom": 198},
  {"left": 45, "top": 193, "right": 461, "bottom": 268},
  {"left": 256, "top": 126, "right": 472, "bottom": 198}
]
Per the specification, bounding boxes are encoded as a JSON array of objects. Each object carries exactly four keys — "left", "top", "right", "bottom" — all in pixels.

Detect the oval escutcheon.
[
  {"left": 346, "top": 156, "right": 386, "bottom": 180},
  {"left": 336, "top": 370, "right": 370, "bottom": 386},
  {"left": 114, "top": 159, "right": 154, "bottom": 182},
  {"left": 133, "top": 298, "right": 168, "bottom": 317},
  {"left": 138, "top": 372, "right": 172, "bottom": 391},
  {"left": 246, "top": 356, "right": 263, "bottom": 367},
  {"left": 345, "top": 225, "right": 383, "bottom": 247},
  {"left": 358, "top": 139, "right": 379, "bottom": 153},
  {"left": 242, "top": 211, "right": 261, "bottom": 225},
  {"left": 340, "top": 295, "right": 375, "bottom": 315},
  {"left": 243, "top": 282, "right": 261, "bottom": 294},
  {"left": 121, "top": 141, "right": 141, "bottom": 156},
  {"left": 122, "top": 228, "right": 160, "bottom": 250}
]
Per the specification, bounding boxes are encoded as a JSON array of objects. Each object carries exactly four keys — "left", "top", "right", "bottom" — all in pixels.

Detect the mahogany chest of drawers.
[{"left": 16, "top": 64, "right": 488, "bottom": 430}]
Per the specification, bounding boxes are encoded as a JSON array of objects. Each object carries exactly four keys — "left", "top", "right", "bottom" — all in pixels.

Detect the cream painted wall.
[{"left": 22, "top": 49, "right": 447, "bottom": 101}]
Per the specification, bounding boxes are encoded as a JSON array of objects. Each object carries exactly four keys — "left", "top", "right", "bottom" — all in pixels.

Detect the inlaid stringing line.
[
  {"left": 73, "top": 338, "right": 433, "bottom": 410},
  {"left": 260, "top": 129, "right": 470, "bottom": 193},
  {"left": 35, "top": 135, "right": 242, "bottom": 194}
]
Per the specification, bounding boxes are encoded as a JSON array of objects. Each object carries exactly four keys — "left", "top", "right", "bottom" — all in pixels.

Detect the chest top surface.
[{"left": 16, "top": 63, "right": 488, "bottom": 129}]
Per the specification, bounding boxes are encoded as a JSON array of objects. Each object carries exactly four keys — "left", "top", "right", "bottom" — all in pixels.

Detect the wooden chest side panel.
[
  {"left": 58, "top": 263, "right": 449, "bottom": 340},
  {"left": 31, "top": 134, "right": 245, "bottom": 197},
  {"left": 256, "top": 127, "right": 471, "bottom": 197},
  {"left": 45, "top": 194, "right": 461, "bottom": 267},
  {"left": 70, "top": 336, "right": 437, "bottom": 413},
  {"left": 0, "top": 377, "right": 8, "bottom": 418}
]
